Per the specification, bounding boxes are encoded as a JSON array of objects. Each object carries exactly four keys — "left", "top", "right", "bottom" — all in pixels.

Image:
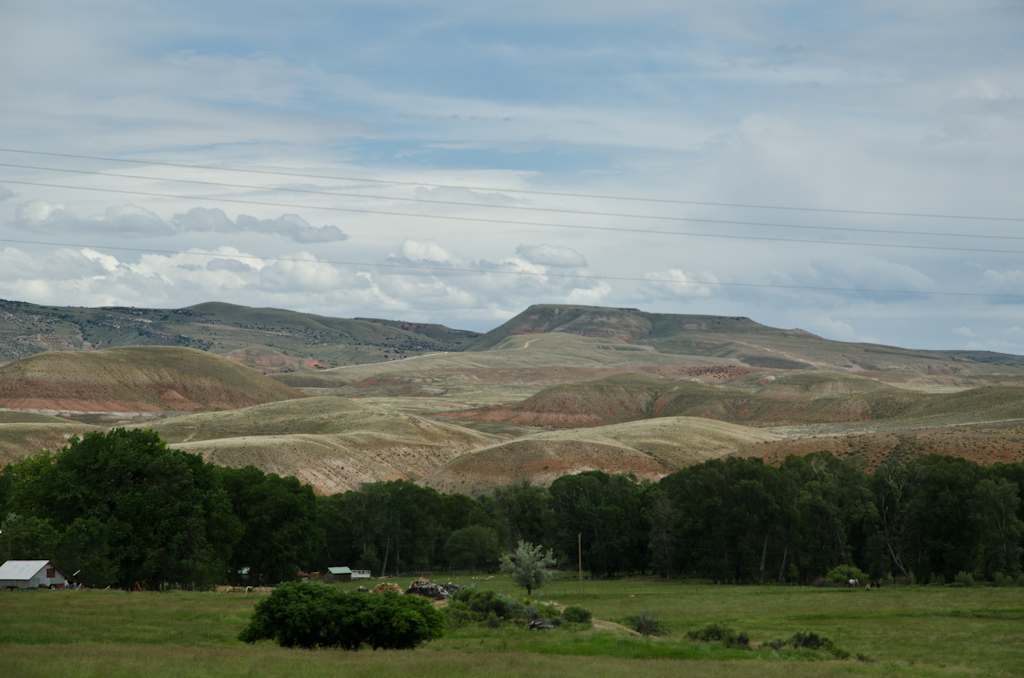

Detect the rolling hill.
[
  {"left": 439, "top": 371, "right": 1024, "bottom": 429},
  {"left": 137, "top": 396, "right": 496, "bottom": 493},
  {"left": 419, "top": 416, "right": 782, "bottom": 495},
  {"left": 0, "top": 346, "right": 302, "bottom": 413}
]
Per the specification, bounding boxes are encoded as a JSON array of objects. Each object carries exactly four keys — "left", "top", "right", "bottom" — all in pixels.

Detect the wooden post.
[{"left": 578, "top": 533, "right": 582, "bottom": 595}]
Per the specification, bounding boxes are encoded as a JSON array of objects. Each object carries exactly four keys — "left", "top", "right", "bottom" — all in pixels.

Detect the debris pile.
[
  {"left": 371, "top": 582, "right": 403, "bottom": 594},
  {"left": 405, "top": 577, "right": 463, "bottom": 600}
]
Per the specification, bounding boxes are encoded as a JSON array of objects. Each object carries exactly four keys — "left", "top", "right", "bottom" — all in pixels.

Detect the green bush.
[
  {"left": 770, "top": 631, "right": 850, "bottom": 659},
  {"left": 825, "top": 564, "right": 868, "bottom": 587},
  {"left": 445, "top": 587, "right": 552, "bottom": 628},
  {"left": 563, "top": 604, "right": 593, "bottom": 625},
  {"left": 953, "top": 571, "right": 974, "bottom": 587},
  {"left": 239, "top": 582, "right": 443, "bottom": 650},
  {"left": 626, "top": 610, "right": 668, "bottom": 637},
  {"left": 687, "top": 623, "right": 749, "bottom": 649}
]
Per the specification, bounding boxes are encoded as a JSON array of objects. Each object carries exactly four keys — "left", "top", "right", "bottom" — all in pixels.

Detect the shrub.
[
  {"left": 770, "top": 630, "right": 850, "bottom": 659},
  {"left": 953, "top": 571, "right": 974, "bottom": 587},
  {"left": 824, "top": 564, "right": 868, "bottom": 587},
  {"left": 626, "top": 610, "right": 668, "bottom": 637},
  {"left": 687, "top": 623, "right": 749, "bottom": 649},
  {"left": 445, "top": 587, "right": 548, "bottom": 628},
  {"left": 239, "top": 582, "right": 444, "bottom": 650},
  {"left": 563, "top": 604, "right": 593, "bottom": 625}
]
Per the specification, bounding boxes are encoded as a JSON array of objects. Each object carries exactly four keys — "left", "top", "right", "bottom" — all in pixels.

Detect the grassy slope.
[
  {"left": 445, "top": 371, "right": 1024, "bottom": 429},
  {"left": 0, "top": 421, "right": 104, "bottom": 466},
  {"left": 137, "top": 396, "right": 495, "bottom": 493},
  {"left": 420, "top": 416, "right": 781, "bottom": 494},
  {"left": 0, "top": 346, "right": 302, "bottom": 413},
  {"left": 1, "top": 580, "right": 1020, "bottom": 676}
]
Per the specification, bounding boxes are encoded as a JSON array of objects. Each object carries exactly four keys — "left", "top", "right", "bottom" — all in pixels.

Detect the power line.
[
  {"left": 4, "top": 179, "right": 1024, "bottom": 256},
  {"left": 1, "top": 146, "right": 1021, "bottom": 222},
  {"left": 2, "top": 236, "right": 1022, "bottom": 300},
  {"left": 2, "top": 161, "right": 1022, "bottom": 242}
]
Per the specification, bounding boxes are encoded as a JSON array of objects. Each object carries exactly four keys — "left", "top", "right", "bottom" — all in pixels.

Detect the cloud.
[
  {"left": 14, "top": 201, "right": 173, "bottom": 237},
  {"left": 173, "top": 208, "right": 347, "bottom": 243},
  {"left": 8, "top": 203, "right": 346, "bottom": 243},
  {"left": 387, "top": 239, "right": 463, "bottom": 267},
  {"left": 642, "top": 268, "right": 719, "bottom": 298},
  {"left": 951, "top": 326, "right": 979, "bottom": 338},
  {"left": 515, "top": 244, "right": 587, "bottom": 268},
  {"left": 0, "top": 186, "right": 15, "bottom": 202}
]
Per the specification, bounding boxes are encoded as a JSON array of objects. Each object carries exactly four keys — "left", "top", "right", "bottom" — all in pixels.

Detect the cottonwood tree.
[{"left": 500, "top": 540, "right": 555, "bottom": 595}]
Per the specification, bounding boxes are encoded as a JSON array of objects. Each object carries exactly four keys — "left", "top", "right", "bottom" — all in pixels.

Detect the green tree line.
[{"left": 2, "top": 429, "right": 1022, "bottom": 587}]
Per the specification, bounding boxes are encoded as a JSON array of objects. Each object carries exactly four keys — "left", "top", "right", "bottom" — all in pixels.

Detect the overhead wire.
[
  {"left": 4, "top": 179, "right": 1024, "bottom": 256},
  {"left": 1, "top": 146, "right": 1022, "bottom": 222},
  {"left": 1, "top": 161, "right": 1022, "bottom": 241},
  {"left": 2, "top": 236, "right": 1023, "bottom": 300}
]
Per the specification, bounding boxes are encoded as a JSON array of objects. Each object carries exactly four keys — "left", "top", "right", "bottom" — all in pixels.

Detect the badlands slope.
[
  {"left": 0, "top": 346, "right": 301, "bottom": 413},
  {"left": 139, "top": 396, "right": 495, "bottom": 493},
  {"left": 420, "top": 416, "right": 781, "bottom": 495}
]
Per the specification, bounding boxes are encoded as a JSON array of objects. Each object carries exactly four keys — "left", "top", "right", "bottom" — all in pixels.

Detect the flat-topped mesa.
[{"left": 461, "top": 304, "right": 811, "bottom": 352}]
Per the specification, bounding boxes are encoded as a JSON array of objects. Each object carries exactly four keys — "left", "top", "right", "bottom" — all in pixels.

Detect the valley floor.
[{"left": 2, "top": 577, "right": 1022, "bottom": 677}]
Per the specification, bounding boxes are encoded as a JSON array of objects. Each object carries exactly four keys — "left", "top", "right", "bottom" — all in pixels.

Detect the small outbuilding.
[
  {"left": 0, "top": 560, "right": 69, "bottom": 590},
  {"left": 323, "top": 566, "right": 353, "bottom": 583}
]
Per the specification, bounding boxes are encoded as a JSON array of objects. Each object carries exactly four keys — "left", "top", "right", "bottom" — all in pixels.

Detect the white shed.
[{"left": 0, "top": 560, "right": 69, "bottom": 589}]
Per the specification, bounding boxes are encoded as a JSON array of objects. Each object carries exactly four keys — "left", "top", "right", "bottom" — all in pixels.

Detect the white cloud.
[
  {"left": 951, "top": 326, "right": 978, "bottom": 338},
  {"left": 642, "top": 268, "right": 719, "bottom": 298},
  {"left": 515, "top": 244, "right": 587, "bottom": 267},
  {"left": 7, "top": 202, "right": 346, "bottom": 242},
  {"left": 174, "top": 208, "right": 348, "bottom": 243}
]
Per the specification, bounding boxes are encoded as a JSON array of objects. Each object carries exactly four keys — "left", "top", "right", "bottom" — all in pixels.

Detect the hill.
[
  {"left": 0, "top": 346, "right": 302, "bottom": 413},
  {"left": 419, "top": 416, "right": 781, "bottom": 494},
  {"left": 0, "top": 420, "right": 103, "bottom": 467},
  {"left": 440, "top": 371, "right": 1024, "bottom": 428},
  {"left": 138, "top": 396, "right": 495, "bottom": 493},
  {"left": 0, "top": 298, "right": 478, "bottom": 371},
  {"left": 462, "top": 304, "right": 1024, "bottom": 373},
  {"left": 741, "top": 420, "right": 1024, "bottom": 471}
]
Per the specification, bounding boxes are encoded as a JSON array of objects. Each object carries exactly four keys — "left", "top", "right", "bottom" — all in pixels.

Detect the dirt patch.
[{"left": 592, "top": 619, "right": 641, "bottom": 637}]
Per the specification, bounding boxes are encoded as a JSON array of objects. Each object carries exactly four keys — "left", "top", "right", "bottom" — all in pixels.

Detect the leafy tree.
[
  {"left": 442, "top": 525, "right": 501, "bottom": 571},
  {"left": 217, "top": 466, "right": 323, "bottom": 585},
  {"left": 972, "top": 478, "right": 1024, "bottom": 577},
  {"left": 239, "top": 582, "right": 443, "bottom": 650},
  {"left": 907, "top": 456, "right": 983, "bottom": 581},
  {"left": 499, "top": 539, "right": 555, "bottom": 595},
  {"left": 548, "top": 471, "right": 646, "bottom": 577},
  {"left": 5, "top": 428, "right": 240, "bottom": 589},
  {"left": 493, "top": 480, "right": 550, "bottom": 549}
]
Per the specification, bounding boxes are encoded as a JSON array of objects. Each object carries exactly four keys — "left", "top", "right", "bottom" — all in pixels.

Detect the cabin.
[
  {"left": 0, "top": 560, "right": 69, "bottom": 590},
  {"left": 323, "top": 566, "right": 352, "bottom": 583}
]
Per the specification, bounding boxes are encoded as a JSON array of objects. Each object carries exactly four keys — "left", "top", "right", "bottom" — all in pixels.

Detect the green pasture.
[{"left": 2, "top": 578, "right": 1022, "bottom": 677}]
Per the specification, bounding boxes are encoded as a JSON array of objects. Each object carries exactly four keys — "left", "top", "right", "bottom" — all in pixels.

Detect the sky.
[{"left": 2, "top": 1, "right": 1024, "bottom": 352}]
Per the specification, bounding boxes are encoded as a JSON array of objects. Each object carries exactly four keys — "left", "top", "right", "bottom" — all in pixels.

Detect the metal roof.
[
  {"left": 0, "top": 560, "right": 52, "bottom": 580},
  {"left": 327, "top": 567, "right": 352, "bottom": 575}
]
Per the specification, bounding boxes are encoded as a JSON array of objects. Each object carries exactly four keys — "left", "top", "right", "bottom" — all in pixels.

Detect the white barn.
[{"left": 0, "top": 560, "right": 69, "bottom": 589}]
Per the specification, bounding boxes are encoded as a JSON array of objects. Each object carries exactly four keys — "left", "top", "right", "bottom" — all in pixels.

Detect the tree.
[
  {"left": 5, "top": 428, "right": 241, "bottom": 589},
  {"left": 972, "top": 478, "right": 1024, "bottom": 577},
  {"left": 442, "top": 525, "right": 501, "bottom": 571},
  {"left": 499, "top": 540, "right": 555, "bottom": 595},
  {"left": 217, "top": 466, "right": 323, "bottom": 585}
]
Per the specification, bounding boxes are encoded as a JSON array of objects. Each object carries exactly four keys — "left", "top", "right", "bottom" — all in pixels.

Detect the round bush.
[{"left": 239, "top": 582, "right": 444, "bottom": 650}]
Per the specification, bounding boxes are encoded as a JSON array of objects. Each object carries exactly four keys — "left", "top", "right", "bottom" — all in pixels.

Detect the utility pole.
[{"left": 578, "top": 533, "right": 582, "bottom": 595}]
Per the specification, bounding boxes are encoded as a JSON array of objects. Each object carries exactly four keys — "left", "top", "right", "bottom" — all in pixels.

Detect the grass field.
[{"left": 2, "top": 577, "right": 1021, "bottom": 677}]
